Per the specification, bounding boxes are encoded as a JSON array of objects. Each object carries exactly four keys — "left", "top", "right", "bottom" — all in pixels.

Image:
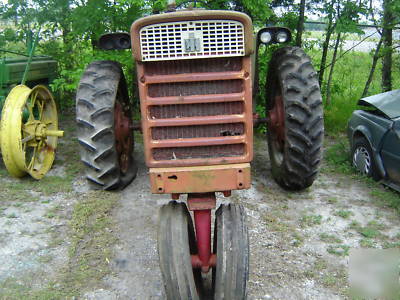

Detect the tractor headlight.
[
  {"left": 276, "top": 31, "right": 289, "bottom": 43},
  {"left": 260, "top": 31, "right": 272, "bottom": 44},
  {"left": 257, "top": 27, "right": 292, "bottom": 45}
]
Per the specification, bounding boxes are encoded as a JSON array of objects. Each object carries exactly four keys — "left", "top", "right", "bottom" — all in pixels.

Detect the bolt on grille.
[{"left": 140, "top": 20, "right": 245, "bottom": 61}]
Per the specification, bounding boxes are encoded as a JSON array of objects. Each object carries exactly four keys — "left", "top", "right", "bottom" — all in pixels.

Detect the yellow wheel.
[{"left": 0, "top": 85, "right": 64, "bottom": 179}]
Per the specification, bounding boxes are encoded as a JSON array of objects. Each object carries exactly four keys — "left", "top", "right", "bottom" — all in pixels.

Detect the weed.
[
  {"left": 7, "top": 213, "right": 17, "bottom": 219},
  {"left": 359, "top": 238, "right": 375, "bottom": 248},
  {"left": 319, "top": 233, "right": 342, "bottom": 244},
  {"left": 324, "top": 139, "right": 353, "bottom": 174},
  {"left": 46, "top": 212, "right": 56, "bottom": 219},
  {"left": 322, "top": 274, "right": 338, "bottom": 287},
  {"left": 349, "top": 220, "right": 385, "bottom": 239},
  {"left": 327, "top": 197, "right": 338, "bottom": 204},
  {"left": 300, "top": 214, "right": 322, "bottom": 227},
  {"left": 383, "top": 241, "right": 400, "bottom": 249},
  {"left": 291, "top": 232, "right": 304, "bottom": 247},
  {"left": 334, "top": 210, "right": 353, "bottom": 219},
  {"left": 37, "top": 254, "right": 54, "bottom": 264},
  {"left": 327, "top": 244, "right": 350, "bottom": 256}
]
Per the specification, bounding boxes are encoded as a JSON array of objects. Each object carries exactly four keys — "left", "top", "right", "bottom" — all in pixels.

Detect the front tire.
[
  {"left": 212, "top": 204, "right": 249, "bottom": 300},
  {"left": 352, "top": 137, "right": 380, "bottom": 180},
  {"left": 158, "top": 201, "right": 203, "bottom": 300},
  {"left": 76, "top": 60, "right": 137, "bottom": 190},
  {"left": 266, "top": 46, "right": 324, "bottom": 191}
]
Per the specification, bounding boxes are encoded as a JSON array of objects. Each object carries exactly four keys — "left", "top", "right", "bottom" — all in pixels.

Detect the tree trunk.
[
  {"left": 318, "top": 16, "right": 335, "bottom": 87},
  {"left": 381, "top": 0, "right": 393, "bottom": 92},
  {"left": 295, "top": 0, "right": 306, "bottom": 47},
  {"left": 362, "top": 35, "right": 383, "bottom": 98},
  {"left": 325, "top": 32, "right": 341, "bottom": 106}
]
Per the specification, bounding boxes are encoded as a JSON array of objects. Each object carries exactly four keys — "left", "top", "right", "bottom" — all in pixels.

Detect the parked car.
[{"left": 348, "top": 89, "right": 400, "bottom": 192}]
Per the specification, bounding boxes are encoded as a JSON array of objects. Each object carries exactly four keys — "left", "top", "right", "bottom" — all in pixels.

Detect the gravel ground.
[{"left": 1, "top": 125, "right": 399, "bottom": 299}]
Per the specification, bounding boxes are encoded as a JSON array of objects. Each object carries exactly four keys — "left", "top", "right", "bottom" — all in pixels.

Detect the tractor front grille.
[
  {"left": 138, "top": 54, "right": 253, "bottom": 168},
  {"left": 139, "top": 20, "right": 245, "bottom": 61}
]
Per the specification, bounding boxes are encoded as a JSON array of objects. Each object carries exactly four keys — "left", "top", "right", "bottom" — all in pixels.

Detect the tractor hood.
[{"left": 358, "top": 89, "right": 400, "bottom": 119}]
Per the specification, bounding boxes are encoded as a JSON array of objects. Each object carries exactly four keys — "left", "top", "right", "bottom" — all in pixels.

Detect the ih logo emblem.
[{"left": 182, "top": 31, "right": 202, "bottom": 53}]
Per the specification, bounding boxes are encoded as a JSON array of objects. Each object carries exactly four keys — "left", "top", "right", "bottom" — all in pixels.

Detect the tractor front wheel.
[
  {"left": 212, "top": 204, "right": 249, "bottom": 300},
  {"left": 266, "top": 46, "right": 324, "bottom": 191},
  {"left": 76, "top": 60, "right": 137, "bottom": 190},
  {"left": 158, "top": 201, "right": 203, "bottom": 300}
]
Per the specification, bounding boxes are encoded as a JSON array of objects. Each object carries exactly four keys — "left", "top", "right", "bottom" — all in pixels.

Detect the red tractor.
[{"left": 76, "top": 3, "right": 323, "bottom": 299}]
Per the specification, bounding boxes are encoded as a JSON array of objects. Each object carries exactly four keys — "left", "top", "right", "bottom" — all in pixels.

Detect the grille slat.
[
  {"left": 148, "top": 79, "right": 243, "bottom": 97},
  {"left": 152, "top": 123, "right": 244, "bottom": 140},
  {"left": 140, "top": 20, "right": 245, "bottom": 61},
  {"left": 149, "top": 102, "right": 243, "bottom": 119},
  {"left": 153, "top": 144, "right": 245, "bottom": 161}
]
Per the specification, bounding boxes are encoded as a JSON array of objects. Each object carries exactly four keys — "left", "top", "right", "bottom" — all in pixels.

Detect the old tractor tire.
[
  {"left": 213, "top": 204, "right": 249, "bottom": 300},
  {"left": 76, "top": 60, "right": 137, "bottom": 190},
  {"left": 158, "top": 201, "right": 203, "bottom": 300},
  {"left": 266, "top": 46, "right": 323, "bottom": 191}
]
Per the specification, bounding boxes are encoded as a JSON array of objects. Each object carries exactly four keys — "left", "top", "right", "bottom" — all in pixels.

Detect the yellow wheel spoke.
[
  {"left": 38, "top": 100, "right": 45, "bottom": 121},
  {"left": 25, "top": 102, "right": 34, "bottom": 121},
  {"left": 28, "top": 146, "right": 37, "bottom": 170},
  {"left": 21, "top": 135, "right": 34, "bottom": 144}
]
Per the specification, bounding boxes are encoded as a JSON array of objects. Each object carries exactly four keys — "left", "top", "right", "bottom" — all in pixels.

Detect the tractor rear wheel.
[
  {"left": 212, "top": 204, "right": 249, "bottom": 300},
  {"left": 266, "top": 46, "right": 323, "bottom": 191},
  {"left": 158, "top": 201, "right": 203, "bottom": 300},
  {"left": 76, "top": 60, "right": 137, "bottom": 190}
]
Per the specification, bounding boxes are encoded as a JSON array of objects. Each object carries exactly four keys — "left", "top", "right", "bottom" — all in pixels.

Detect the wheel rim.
[
  {"left": 353, "top": 146, "right": 371, "bottom": 175},
  {"left": 268, "top": 87, "right": 285, "bottom": 165},
  {"left": 114, "top": 90, "right": 133, "bottom": 174},
  {"left": 0, "top": 85, "right": 63, "bottom": 179}
]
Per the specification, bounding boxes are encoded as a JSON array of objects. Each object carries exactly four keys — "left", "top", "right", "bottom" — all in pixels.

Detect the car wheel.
[{"left": 352, "top": 137, "right": 380, "bottom": 180}]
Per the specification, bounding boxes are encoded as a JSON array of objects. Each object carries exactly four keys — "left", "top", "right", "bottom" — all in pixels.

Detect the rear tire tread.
[
  {"left": 266, "top": 46, "right": 324, "bottom": 191},
  {"left": 76, "top": 60, "right": 136, "bottom": 190}
]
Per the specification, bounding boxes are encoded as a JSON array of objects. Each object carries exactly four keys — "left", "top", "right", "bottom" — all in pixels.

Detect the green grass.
[
  {"left": 300, "top": 214, "right": 323, "bottom": 227},
  {"left": 305, "top": 49, "right": 400, "bottom": 135},
  {"left": 349, "top": 220, "right": 386, "bottom": 239},
  {"left": 334, "top": 210, "right": 353, "bottom": 219},
  {"left": 319, "top": 233, "right": 342, "bottom": 244},
  {"left": 327, "top": 244, "right": 350, "bottom": 256}
]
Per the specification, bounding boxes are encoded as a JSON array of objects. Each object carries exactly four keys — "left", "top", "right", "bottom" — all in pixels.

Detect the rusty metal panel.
[
  {"left": 149, "top": 102, "right": 244, "bottom": 119},
  {"left": 151, "top": 123, "right": 244, "bottom": 140},
  {"left": 145, "top": 57, "right": 242, "bottom": 75},
  {"left": 149, "top": 163, "right": 251, "bottom": 194},
  {"left": 137, "top": 56, "right": 253, "bottom": 168},
  {"left": 148, "top": 79, "right": 243, "bottom": 97}
]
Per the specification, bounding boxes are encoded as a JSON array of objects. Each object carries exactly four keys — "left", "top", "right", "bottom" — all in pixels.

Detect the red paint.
[
  {"left": 114, "top": 101, "right": 133, "bottom": 174},
  {"left": 187, "top": 193, "right": 216, "bottom": 273},
  {"left": 194, "top": 209, "right": 212, "bottom": 273},
  {"left": 268, "top": 94, "right": 285, "bottom": 149}
]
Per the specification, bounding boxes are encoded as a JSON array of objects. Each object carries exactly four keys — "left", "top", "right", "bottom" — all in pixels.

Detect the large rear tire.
[
  {"left": 266, "top": 46, "right": 323, "bottom": 191},
  {"left": 158, "top": 201, "right": 203, "bottom": 300},
  {"left": 76, "top": 60, "right": 137, "bottom": 190}
]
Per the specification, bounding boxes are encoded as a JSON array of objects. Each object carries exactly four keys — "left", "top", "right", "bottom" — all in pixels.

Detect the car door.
[{"left": 381, "top": 119, "right": 400, "bottom": 184}]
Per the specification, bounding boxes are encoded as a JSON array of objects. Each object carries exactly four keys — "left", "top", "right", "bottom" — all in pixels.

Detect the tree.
[
  {"left": 295, "top": 0, "right": 306, "bottom": 46},
  {"left": 381, "top": 0, "right": 394, "bottom": 92}
]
